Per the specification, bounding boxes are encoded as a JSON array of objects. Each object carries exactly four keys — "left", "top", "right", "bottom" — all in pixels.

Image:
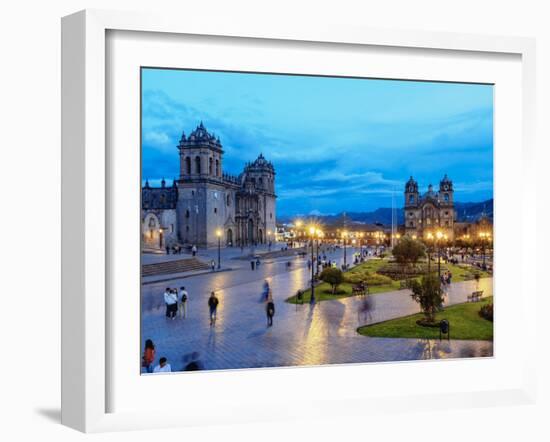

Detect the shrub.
[
  {"left": 479, "top": 303, "right": 494, "bottom": 321},
  {"left": 343, "top": 272, "right": 365, "bottom": 284},
  {"left": 410, "top": 273, "right": 444, "bottom": 323},
  {"left": 320, "top": 267, "right": 344, "bottom": 295},
  {"left": 378, "top": 262, "right": 428, "bottom": 280},
  {"left": 364, "top": 273, "right": 393, "bottom": 286}
]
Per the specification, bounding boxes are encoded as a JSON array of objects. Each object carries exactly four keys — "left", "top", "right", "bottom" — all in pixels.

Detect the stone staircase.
[{"left": 141, "top": 258, "right": 210, "bottom": 277}]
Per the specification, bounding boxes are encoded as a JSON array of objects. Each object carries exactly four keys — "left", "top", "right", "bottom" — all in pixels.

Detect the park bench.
[
  {"left": 352, "top": 284, "right": 367, "bottom": 296},
  {"left": 467, "top": 290, "right": 484, "bottom": 302}
]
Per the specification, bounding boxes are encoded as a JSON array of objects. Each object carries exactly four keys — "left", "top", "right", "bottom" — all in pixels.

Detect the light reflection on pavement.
[{"left": 141, "top": 247, "right": 493, "bottom": 373}]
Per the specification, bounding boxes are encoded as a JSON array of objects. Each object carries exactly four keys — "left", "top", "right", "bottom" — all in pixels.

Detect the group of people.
[
  {"left": 164, "top": 286, "right": 189, "bottom": 319},
  {"left": 142, "top": 339, "right": 204, "bottom": 373},
  {"left": 141, "top": 339, "right": 171, "bottom": 373}
]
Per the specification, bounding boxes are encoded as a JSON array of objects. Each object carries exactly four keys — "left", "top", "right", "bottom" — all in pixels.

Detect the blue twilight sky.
[{"left": 142, "top": 68, "right": 493, "bottom": 217}]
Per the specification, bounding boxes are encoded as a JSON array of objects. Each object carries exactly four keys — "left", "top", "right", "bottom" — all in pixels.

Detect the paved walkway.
[{"left": 141, "top": 252, "right": 493, "bottom": 372}]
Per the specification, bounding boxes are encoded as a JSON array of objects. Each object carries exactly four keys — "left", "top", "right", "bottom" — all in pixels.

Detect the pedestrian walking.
[
  {"left": 266, "top": 293, "right": 275, "bottom": 326},
  {"left": 210, "top": 259, "right": 216, "bottom": 272},
  {"left": 165, "top": 245, "right": 170, "bottom": 255},
  {"left": 153, "top": 357, "right": 172, "bottom": 373},
  {"left": 192, "top": 244, "right": 197, "bottom": 257},
  {"left": 164, "top": 287, "right": 177, "bottom": 319},
  {"left": 179, "top": 286, "right": 188, "bottom": 318},
  {"left": 251, "top": 260, "right": 255, "bottom": 270},
  {"left": 208, "top": 291, "right": 219, "bottom": 326},
  {"left": 141, "top": 339, "right": 155, "bottom": 373}
]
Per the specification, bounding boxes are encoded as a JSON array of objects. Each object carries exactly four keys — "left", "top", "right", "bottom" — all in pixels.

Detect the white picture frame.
[{"left": 61, "top": 9, "right": 538, "bottom": 433}]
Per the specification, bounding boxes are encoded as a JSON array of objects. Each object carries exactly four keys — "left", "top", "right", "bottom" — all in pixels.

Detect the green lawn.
[
  {"left": 440, "top": 262, "right": 491, "bottom": 282},
  {"left": 285, "top": 258, "right": 492, "bottom": 304},
  {"left": 286, "top": 259, "right": 401, "bottom": 304},
  {"left": 357, "top": 297, "right": 493, "bottom": 340}
]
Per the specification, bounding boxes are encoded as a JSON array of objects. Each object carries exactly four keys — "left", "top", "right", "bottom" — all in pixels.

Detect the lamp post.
[
  {"left": 426, "top": 232, "right": 434, "bottom": 273},
  {"left": 436, "top": 230, "right": 443, "bottom": 281},
  {"left": 342, "top": 230, "right": 348, "bottom": 270},
  {"left": 478, "top": 232, "right": 490, "bottom": 268},
  {"left": 216, "top": 229, "right": 222, "bottom": 269},
  {"left": 315, "top": 229, "right": 323, "bottom": 276},
  {"left": 359, "top": 232, "right": 364, "bottom": 260},
  {"left": 309, "top": 226, "right": 316, "bottom": 304}
]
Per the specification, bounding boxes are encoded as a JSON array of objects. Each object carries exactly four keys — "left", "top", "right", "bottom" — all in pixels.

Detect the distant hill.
[{"left": 278, "top": 199, "right": 493, "bottom": 227}]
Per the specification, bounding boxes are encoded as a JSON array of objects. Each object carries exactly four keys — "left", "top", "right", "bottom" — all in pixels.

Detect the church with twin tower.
[
  {"left": 404, "top": 174, "right": 456, "bottom": 241},
  {"left": 141, "top": 122, "right": 277, "bottom": 249}
]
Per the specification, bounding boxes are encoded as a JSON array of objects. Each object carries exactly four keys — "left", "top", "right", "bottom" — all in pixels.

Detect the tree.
[
  {"left": 320, "top": 267, "right": 344, "bottom": 295},
  {"left": 392, "top": 235, "right": 426, "bottom": 277},
  {"left": 409, "top": 273, "right": 443, "bottom": 323}
]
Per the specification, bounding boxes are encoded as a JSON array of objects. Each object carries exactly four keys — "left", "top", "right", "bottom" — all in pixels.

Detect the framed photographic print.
[{"left": 61, "top": 9, "right": 538, "bottom": 432}]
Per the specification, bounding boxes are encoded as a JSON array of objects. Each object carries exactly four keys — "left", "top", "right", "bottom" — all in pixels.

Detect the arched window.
[
  {"left": 259, "top": 177, "right": 263, "bottom": 187},
  {"left": 209, "top": 157, "right": 213, "bottom": 175},
  {"left": 444, "top": 193, "right": 449, "bottom": 202},
  {"left": 195, "top": 156, "right": 201, "bottom": 174},
  {"left": 215, "top": 159, "right": 219, "bottom": 176},
  {"left": 185, "top": 157, "right": 191, "bottom": 175},
  {"left": 226, "top": 194, "right": 231, "bottom": 206},
  {"left": 409, "top": 195, "right": 414, "bottom": 204},
  {"left": 185, "top": 209, "right": 190, "bottom": 219}
]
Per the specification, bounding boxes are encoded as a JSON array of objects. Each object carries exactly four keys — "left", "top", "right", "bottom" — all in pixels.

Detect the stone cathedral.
[
  {"left": 141, "top": 123, "right": 277, "bottom": 249},
  {"left": 404, "top": 174, "right": 456, "bottom": 240}
]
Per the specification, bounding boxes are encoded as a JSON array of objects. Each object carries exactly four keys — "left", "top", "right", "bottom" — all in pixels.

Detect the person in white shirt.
[
  {"left": 163, "top": 287, "right": 172, "bottom": 318},
  {"left": 164, "top": 288, "right": 178, "bottom": 319},
  {"left": 153, "top": 357, "right": 172, "bottom": 373}
]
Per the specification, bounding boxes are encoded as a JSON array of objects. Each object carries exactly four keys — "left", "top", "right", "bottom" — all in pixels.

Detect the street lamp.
[
  {"left": 342, "top": 230, "right": 348, "bottom": 269},
  {"left": 216, "top": 228, "right": 222, "bottom": 269},
  {"left": 315, "top": 229, "right": 323, "bottom": 276},
  {"left": 436, "top": 230, "right": 444, "bottom": 281},
  {"left": 478, "top": 232, "right": 490, "bottom": 268},
  {"left": 359, "top": 232, "right": 364, "bottom": 260},
  {"left": 309, "top": 225, "right": 317, "bottom": 304},
  {"left": 426, "top": 232, "right": 434, "bottom": 272}
]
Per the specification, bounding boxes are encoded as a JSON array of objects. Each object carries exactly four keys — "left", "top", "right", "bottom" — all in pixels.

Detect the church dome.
[
  {"left": 178, "top": 122, "right": 222, "bottom": 150},
  {"left": 245, "top": 153, "right": 275, "bottom": 173}
]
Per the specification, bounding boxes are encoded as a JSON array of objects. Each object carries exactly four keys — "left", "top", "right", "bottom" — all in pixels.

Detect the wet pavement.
[{"left": 141, "top": 246, "right": 493, "bottom": 373}]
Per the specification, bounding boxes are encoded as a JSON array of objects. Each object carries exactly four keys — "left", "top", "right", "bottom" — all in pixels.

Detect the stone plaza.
[{"left": 141, "top": 244, "right": 493, "bottom": 373}]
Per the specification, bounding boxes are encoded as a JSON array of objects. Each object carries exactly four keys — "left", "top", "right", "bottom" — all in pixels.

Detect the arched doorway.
[
  {"left": 226, "top": 228, "right": 233, "bottom": 246},
  {"left": 247, "top": 219, "right": 254, "bottom": 245},
  {"left": 143, "top": 213, "right": 161, "bottom": 249},
  {"left": 258, "top": 228, "right": 263, "bottom": 244}
]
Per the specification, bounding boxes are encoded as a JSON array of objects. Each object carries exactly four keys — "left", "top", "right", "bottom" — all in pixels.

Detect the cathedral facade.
[
  {"left": 404, "top": 174, "right": 456, "bottom": 240},
  {"left": 141, "top": 123, "right": 277, "bottom": 249}
]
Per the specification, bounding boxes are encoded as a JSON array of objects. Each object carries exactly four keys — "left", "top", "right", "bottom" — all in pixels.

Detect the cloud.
[{"left": 141, "top": 72, "right": 494, "bottom": 215}]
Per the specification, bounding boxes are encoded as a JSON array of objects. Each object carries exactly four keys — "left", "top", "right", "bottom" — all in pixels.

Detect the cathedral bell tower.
[
  {"left": 439, "top": 174, "right": 454, "bottom": 206},
  {"left": 177, "top": 121, "right": 223, "bottom": 182},
  {"left": 404, "top": 176, "right": 419, "bottom": 207}
]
